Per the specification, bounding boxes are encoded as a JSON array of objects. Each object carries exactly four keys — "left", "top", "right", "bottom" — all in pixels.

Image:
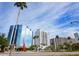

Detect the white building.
[{"left": 34, "top": 29, "right": 48, "bottom": 49}]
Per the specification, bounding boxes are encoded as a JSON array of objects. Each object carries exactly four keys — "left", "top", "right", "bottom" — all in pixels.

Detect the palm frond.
[{"left": 14, "top": 2, "right": 27, "bottom": 10}]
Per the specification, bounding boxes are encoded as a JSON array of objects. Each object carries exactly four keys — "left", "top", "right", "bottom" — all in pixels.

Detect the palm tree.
[
  {"left": 9, "top": 2, "right": 27, "bottom": 55},
  {"left": 67, "top": 36, "right": 71, "bottom": 40},
  {"left": 33, "top": 35, "right": 39, "bottom": 51},
  {"left": 54, "top": 35, "right": 59, "bottom": 51},
  {"left": 33, "top": 35, "right": 39, "bottom": 46},
  {"left": 56, "top": 35, "right": 59, "bottom": 39},
  {"left": 33, "top": 36, "right": 39, "bottom": 40}
]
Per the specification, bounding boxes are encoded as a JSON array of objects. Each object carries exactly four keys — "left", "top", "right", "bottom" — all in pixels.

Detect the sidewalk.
[{"left": 1, "top": 51, "right": 79, "bottom": 56}]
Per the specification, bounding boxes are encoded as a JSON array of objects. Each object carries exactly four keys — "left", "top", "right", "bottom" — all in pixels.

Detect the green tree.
[
  {"left": 63, "top": 42, "right": 72, "bottom": 51},
  {"left": 0, "top": 33, "right": 9, "bottom": 52},
  {"left": 57, "top": 45, "right": 64, "bottom": 51},
  {"left": 29, "top": 45, "right": 38, "bottom": 51},
  {"left": 33, "top": 35, "right": 39, "bottom": 51},
  {"left": 63, "top": 43, "right": 69, "bottom": 49},
  {"left": 72, "top": 43, "right": 79, "bottom": 51},
  {"left": 44, "top": 45, "right": 55, "bottom": 52},
  {"left": 33, "top": 36, "right": 39, "bottom": 40}
]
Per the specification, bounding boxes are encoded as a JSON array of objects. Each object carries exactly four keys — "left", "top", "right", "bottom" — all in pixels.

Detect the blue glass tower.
[{"left": 8, "top": 25, "right": 32, "bottom": 48}]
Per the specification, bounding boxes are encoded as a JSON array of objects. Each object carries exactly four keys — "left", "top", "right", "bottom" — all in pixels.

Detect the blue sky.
[{"left": 0, "top": 2, "right": 79, "bottom": 39}]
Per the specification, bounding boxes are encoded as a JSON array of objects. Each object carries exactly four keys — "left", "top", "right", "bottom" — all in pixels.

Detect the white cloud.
[{"left": 0, "top": 2, "right": 79, "bottom": 40}]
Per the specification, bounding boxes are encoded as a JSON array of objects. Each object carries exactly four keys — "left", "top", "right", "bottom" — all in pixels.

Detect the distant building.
[
  {"left": 50, "top": 37, "right": 75, "bottom": 46},
  {"left": 55, "top": 37, "right": 67, "bottom": 46},
  {"left": 8, "top": 25, "right": 32, "bottom": 48},
  {"left": 74, "top": 33, "right": 79, "bottom": 41},
  {"left": 50, "top": 38, "right": 54, "bottom": 45},
  {"left": 34, "top": 29, "right": 48, "bottom": 48}
]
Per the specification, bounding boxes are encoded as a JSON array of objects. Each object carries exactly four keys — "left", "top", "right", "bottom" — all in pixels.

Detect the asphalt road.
[{"left": 0, "top": 51, "right": 79, "bottom": 56}]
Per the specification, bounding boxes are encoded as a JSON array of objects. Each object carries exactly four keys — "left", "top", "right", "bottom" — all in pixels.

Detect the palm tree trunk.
[
  {"left": 13, "top": 8, "right": 21, "bottom": 45},
  {"left": 54, "top": 38, "right": 57, "bottom": 51},
  {"left": 9, "top": 8, "right": 21, "bottom": 55},
  {"left": 16, "top": 8, "right": 21, "bottom": 25},
  {"left": 13, "top": 8, "right": 21, "bottom": 48}
]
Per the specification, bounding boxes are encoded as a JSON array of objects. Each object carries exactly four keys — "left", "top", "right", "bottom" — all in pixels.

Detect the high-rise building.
[
  {"left": 74, "top": 33, "right": 79, "bottom": 41},
  {"left": 34, "top": 29, "right": 47, "bottom": 48},
  {"left": 8, "top": 25, "right": 22, "bottom": 46},
  {"left": 50, "top": 38, "right": 54, "bottom": 45},
  {"left": 8, "top": 25, "right": 32, "bottom": 48}
]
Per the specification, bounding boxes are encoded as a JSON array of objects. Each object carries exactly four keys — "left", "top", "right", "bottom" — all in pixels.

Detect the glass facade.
[
  {"left": 20, "top": 26, "right": 32, "bottom": 48},
  {"left": 8, "top": 25, "right": 32, "bottom": 48},
  {"left": 8, "top": 25, "right": 14, "bottom": 45},
  {"left": 15, "top": 25, "right": 22, "bottom": 47}
]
